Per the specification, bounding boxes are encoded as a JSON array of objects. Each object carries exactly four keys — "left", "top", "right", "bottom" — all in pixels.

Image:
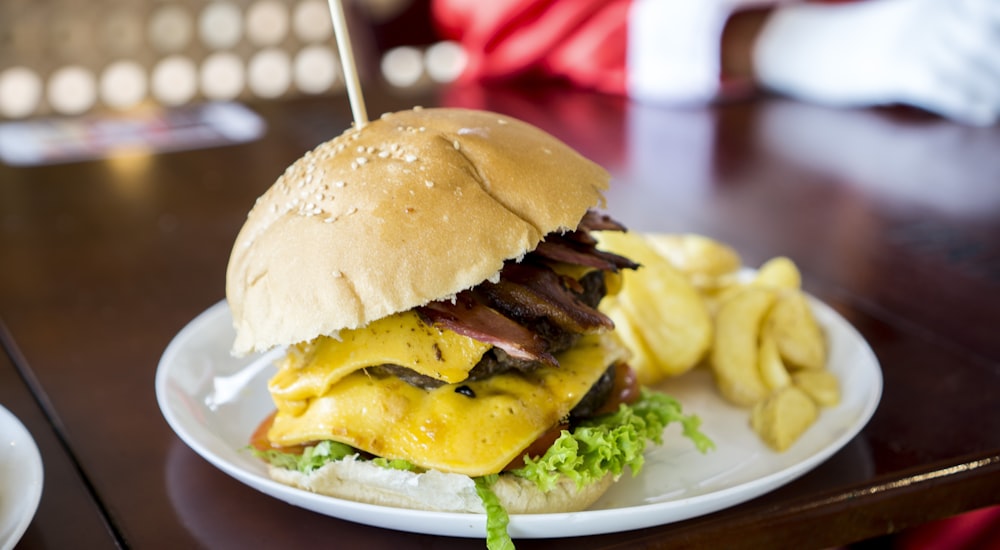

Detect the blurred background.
[{"left": 0, "top": 0, "right": 454, "bottom": 119}]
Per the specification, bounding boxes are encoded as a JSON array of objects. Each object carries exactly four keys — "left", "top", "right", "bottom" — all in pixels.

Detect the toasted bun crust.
[
  {"left": 227, "top": 108, "right": 609, "bottom": 355},
  {"left": 268, "top": 456, "right": 614, "bottom": 514}
]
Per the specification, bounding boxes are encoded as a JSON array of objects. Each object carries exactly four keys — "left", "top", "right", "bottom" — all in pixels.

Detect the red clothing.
[
  {"left": 433, "top": 0, "right": 630, "bottom": 95},
  {"left": 433, "top": 0, "right": 790, "bottom": 103}
]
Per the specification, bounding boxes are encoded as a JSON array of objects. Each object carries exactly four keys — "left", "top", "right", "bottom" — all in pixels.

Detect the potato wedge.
[
  {"left": 767, "top": 291, "right": 826, "bottom": 370},
  {"left": 752, "top": 256, "right": 802, "bottom": 290},
  {"left": 596, "top": 231, "right": 713, "bottom": 380},
  {"left": 709, "top": 286, "right": 776, "bottom": 406},
  {"left": 793, "top": 370, "right": 841, "bottom": 407},
  {"left": 644, "top": 233, "right": 742, "bottom": 291},
  {"left": 750, "top": 386, "right": 818, "bottom": 452},
  {"left": 601, "top": 299, "right": 659, "bottom": 386},
  {"left": 758, "top": 330, "right": 792, "bottom": 391}
]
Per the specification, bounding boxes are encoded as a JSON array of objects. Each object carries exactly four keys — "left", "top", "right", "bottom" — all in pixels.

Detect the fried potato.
[
  {"left": 708, "top": 255, "right": 799, "bottom": 306},
  {"left": 758, "top": 330, "right": 792, "bottom": 391},
  {"left": 599, "top": 231, "right": 835, "bottom": 452},
  {"left": 601, "top": 299, "right": 659, "bottom": 386},
  {"left": 709, "top": 287, "right": 776, "bottom": 406},
  {"left": 752, "top": 256, "right": 801, "bottom": 290},
  {"left": 644, "top": 233, "right": 742, "bottom": 291},
  {"left": 750, "top": 386, "right": 818, "bottom": 452},
  {"left": 767, "top": 291, "right": 826, "bottom": 370},
  {"left": 596, "top": 231, "right": 713, "bottom": 381},
  {"left": 793, "top": 370, "right": 841, "bottom": 407}
]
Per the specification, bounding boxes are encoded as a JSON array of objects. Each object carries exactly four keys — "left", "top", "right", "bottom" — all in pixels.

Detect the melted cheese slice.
[
  {"left": 269, "top": 311, "right": 491, "bottom": 416},
  {"left": 268, "top": 331, "right": 628, "bottom": 476}
]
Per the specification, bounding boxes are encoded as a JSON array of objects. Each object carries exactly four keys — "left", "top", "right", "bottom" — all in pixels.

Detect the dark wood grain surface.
[{"left": 1, "top": 86, "right": 997, "bottom": 549}]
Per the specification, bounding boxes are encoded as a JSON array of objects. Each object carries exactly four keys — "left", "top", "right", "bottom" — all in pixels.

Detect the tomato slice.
[
  {"left": 249, "top": 411, "right": 310, "bottom": 455},
  {"left": 503, "top": 422, "right": 568, "bottom": 471},
  {"left": 593, "top": 362, "right": 640, "bottom": 416}
]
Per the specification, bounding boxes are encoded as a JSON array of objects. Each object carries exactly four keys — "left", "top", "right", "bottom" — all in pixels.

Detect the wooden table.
[{"left": 1, "top": 85, "right": 998, "bottom": 549}]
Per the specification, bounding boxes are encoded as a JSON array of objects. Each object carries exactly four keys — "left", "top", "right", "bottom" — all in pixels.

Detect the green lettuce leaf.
[
  {"left": 474, "top": 475, "right": 514, "bottom": 550},
  {"left": 250, "top": 440, "right": 356, "bottom": 473},
  {"left": 513, "top": 389, "right": 713, "bottom": 492}
]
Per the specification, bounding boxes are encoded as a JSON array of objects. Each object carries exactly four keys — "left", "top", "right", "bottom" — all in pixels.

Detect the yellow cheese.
[
  {"left": 268, "top": 332, "right": 628, "bottom": 476},
  {"left": 268, "top": 311, "right": 491, "bottom": 416}
]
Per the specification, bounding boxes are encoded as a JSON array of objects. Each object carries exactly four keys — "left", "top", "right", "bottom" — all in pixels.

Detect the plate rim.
[
  {"left": 156, "top": 296, "right": 882, "bottom": 539},
  {"left": 0, "top": 404, "right": 44, "bottom": 550}
]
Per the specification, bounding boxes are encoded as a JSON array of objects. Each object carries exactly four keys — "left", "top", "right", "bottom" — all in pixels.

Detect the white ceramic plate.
[
  {"left": 0, "top": 405, "right": 44, "bottom": 550},
  {"left": 156, "top": 297, "right": 881, "bottom": 539}
]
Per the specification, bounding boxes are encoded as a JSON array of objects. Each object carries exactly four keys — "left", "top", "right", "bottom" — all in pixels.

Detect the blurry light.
[
  {"left": 425, "top": 41, "right": 467, "bottom": 83},
  {"left": 149, "top": 5, "right": 194, "bottom": 53},
  {"left": 294, "top": 46, "right": 338, "bottom": 94},
  {"left": 201, "top": 52, "right": 245, "bottom": 100},
  {"left": 48, "top": 66, "right": 97, "bottom": 115},
  {"left": 0, "top": 67, "right": 42, "bottom": 118},
  {"left": 248, "top": 48, "right": 291, "bottom": 98},
  {"left": 152, "top": 56, "right": 198, "bottom": 106},
  {"left": 293, "top": 0, "right": 332, "bottom": 43},
  {"left": 246, "top": 1, "right": 289, "bottom": 46},
  {"left": 381, "top": 46, "right": 423, "bottom": 88},
  {"left": 100, "top": 61, "right": 147, "bottom": 110},
  {"left": 199, "top": 2, "right": 243, "bottom": 49}
]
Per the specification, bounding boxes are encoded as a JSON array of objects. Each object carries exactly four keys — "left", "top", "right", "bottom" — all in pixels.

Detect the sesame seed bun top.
[{"left": 225, "top": 107, "right": 609, "bottom": 355}]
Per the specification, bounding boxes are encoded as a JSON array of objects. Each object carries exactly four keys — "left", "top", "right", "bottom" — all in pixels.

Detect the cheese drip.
[
  {"left": 269, "top": 311, "right": 492, "bottom": 416},
  {"left": 267, "top": 331, "right": 629, "bottom": 476}
]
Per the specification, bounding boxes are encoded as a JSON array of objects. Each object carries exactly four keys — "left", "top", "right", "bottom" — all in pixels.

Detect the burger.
[{"left": 227, "top": 107, "right": 711, "bottom": 547}]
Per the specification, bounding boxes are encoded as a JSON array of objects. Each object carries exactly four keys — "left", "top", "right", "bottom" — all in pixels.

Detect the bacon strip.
[
  {"left": 578, "top": 210, "right": 628, "bottom": 233},
  {"left": 533, "top": 234, "right": 638, "bottom": 272},
  {"left": 418, "top": 293, "right": 556, "bottom": 364},
  {"left": 418, "top": 210, "right": 635, "bottom": 368},
  {"left": 480, "top": 262, "right": 613, "bottom": 334}
]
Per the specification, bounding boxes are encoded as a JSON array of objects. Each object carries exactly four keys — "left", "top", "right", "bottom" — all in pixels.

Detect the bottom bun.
[{"left": 269, "top": 455, "right": 615, "bottom": 514}]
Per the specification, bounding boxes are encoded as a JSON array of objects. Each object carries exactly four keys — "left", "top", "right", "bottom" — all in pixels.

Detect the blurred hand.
[{"left": 753, "top": 0, "right": 1000, "bottom": 125}]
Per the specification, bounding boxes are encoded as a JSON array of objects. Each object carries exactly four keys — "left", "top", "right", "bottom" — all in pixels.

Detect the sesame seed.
[
  {"left": 334, "top": 180, "right": 346, "bottom": 188},
  {"left": 497, "top": 118, "right": 508, "bottom": 125},
  {"left": 453, "top": 140, "right": 460, "bottom": 150},
  {"left": 425, "top": 180, "right": 434, "bottom": 188},
  {"left": 356, "top": 146, "right": 365, "bottom": 153},
  {"left": 404, "top": 154, "right": 417, "bottom": 163},
  {"left": 378, "top": 151, "right": 390, "bottom": 158},
  {"left": 356, "top": 157, "right": 368, "bottom": 165}
]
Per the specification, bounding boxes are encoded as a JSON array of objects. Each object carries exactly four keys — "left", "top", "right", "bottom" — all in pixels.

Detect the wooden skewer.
[{"left": 327, "top": 0, "right": 369, "bottom": 128}]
